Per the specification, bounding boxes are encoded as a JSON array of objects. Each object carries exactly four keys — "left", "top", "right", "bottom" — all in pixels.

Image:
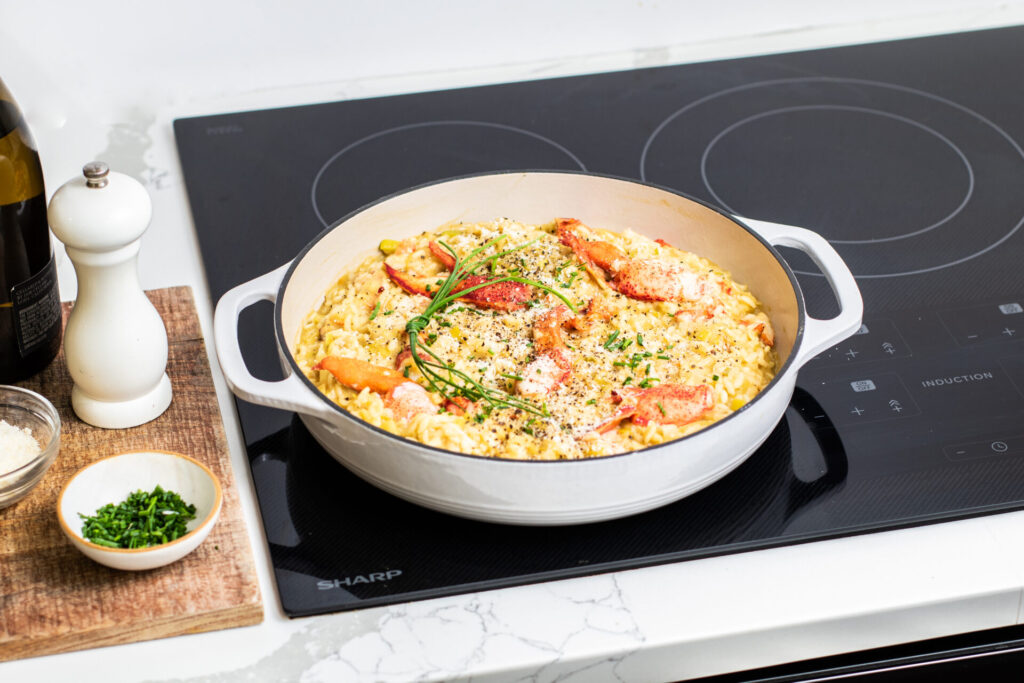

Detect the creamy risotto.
[{"left": 294, "top": 218, "right": 777, "bottom": 459}]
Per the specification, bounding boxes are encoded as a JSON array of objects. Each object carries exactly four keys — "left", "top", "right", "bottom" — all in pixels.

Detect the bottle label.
[{"left": 11, "top": 255, "right": 61, "bottom": 357}]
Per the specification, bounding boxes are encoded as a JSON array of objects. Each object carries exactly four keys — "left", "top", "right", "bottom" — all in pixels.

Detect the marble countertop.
[{"left": 4, "top": 2, "right": 1024, "bottom": 680}]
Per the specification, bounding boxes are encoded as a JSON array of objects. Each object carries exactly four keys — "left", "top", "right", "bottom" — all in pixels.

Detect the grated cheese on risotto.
[{"left": 295, "top": 218, "right": 778, "bottom": 460}]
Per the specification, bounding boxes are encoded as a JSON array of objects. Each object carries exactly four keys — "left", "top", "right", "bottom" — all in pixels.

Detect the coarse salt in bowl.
[
  {"left": 57, "top": 450, "right": 222, "bottom": 571},
  {"left": 0, "top": 385, "right": 61, "bottom": 509}
]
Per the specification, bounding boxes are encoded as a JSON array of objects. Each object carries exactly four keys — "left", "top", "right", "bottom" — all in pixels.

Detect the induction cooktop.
[{"left": 174, "top": 25, "right": 1024, "bottom": 617}]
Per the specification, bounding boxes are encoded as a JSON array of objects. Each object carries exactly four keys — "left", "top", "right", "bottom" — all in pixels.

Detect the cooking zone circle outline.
[
  {"left": 310, "top": 120, "right": 587, "bottom": 229},
  {"left": 700, "top": 105, "right": 975, "bottom": 245},
  {"left": 639, "top": 76, "right": 1024, "bottom": 279}
]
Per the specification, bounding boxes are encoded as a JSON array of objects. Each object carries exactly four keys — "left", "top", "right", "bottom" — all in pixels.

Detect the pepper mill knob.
[
  {"left": 48, "top": 162, "right": 172, "bottom": 428},
  {"left": 82, "top": 161, "right": 110, "bottom": 187}
]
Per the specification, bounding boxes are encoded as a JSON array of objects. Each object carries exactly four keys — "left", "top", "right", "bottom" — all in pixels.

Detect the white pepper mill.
[{"left": 48, "top": 161, "right": 172, "bottom": 428}]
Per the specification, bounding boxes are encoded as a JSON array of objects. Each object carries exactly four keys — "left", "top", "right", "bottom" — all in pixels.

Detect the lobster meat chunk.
[
  {"left": 384, "top": 239, "right": 532, "bottom": 310},
  {"left": 313, "top": 356, "right": 436, "bottom": 421},
  {"left": 556, "top": 218, "right": 716, "bottom": 304},
  {"left": 593, "top": 383, "right": 714, "bottom": 433},
  {"left": 516, "top": 304, "right": 576, "bottom": 398}
]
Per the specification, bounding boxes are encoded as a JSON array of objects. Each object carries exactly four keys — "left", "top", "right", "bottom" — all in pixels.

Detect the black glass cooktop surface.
[{"left": 175, "top": 25, "right": 1024, "bottom": 617}]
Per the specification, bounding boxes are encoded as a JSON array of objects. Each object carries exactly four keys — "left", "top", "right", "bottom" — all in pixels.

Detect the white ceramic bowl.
[
  {"left": 0, "top": 385, "right": 61, "bottom": 509},
  {"left": 57, "top": 450, "right": 222, "bottom": 571}
]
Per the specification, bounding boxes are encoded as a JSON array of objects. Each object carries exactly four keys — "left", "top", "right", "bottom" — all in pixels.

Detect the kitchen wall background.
[
  {"left": 2, "top": 0, "right": 1022, "bottom": 300},
  {"left": 5, "top": 1, "right": 1023, "bottom": 179}
]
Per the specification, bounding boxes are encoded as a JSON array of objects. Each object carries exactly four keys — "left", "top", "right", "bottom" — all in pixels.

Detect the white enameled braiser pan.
[{"left": 214, "top": 172, "right": 862, "bottom": 525}]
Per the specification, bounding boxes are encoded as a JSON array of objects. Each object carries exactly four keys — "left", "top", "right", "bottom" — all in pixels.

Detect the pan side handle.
[
  {"left": 213, "top": 264, "right": 333, "bottom": 420},
  {"left": 737, "top": 216, "right": 864, "bottom": 368}
]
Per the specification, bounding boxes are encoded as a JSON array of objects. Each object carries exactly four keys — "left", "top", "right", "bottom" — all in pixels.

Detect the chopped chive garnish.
[
  {"left": 78, "top": 486, "right": 196, "bottom": 549},
  {"left": 500, "top": 373, "right": 524, "bottom": 382},
  {"left": 369, "top": 301, "right": 381, "bottom": 320},
  {"left": 383, "top": 310, "right": 394, "bottom": 316},
  {"left": 636, "top": 333, "right": 644, "bottom": 347},
  {"left": 586, "top": 398, "right": 597, "bottom": 405},
  {"left": 603, "top": 330, "right": 621, "bottom": 349},
  {"left": 657, "top": 401, "right": 667, "bottom": 416},
  {"left": 403, "top": 365, "right": 411, "bottom": 378},
  {"left": 657, "top": 354, "right": 671, "bottom": 360},
  {"left": 623, "top": 377, "right": 633, "bottom": 386},
  {"left": 712, "top": 374, "right": 719, "bottom": 381}
]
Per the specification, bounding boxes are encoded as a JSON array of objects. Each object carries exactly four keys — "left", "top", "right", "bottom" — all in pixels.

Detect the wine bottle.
[{"left": 0, "top": 77, "right": 61, "bottom": 382}]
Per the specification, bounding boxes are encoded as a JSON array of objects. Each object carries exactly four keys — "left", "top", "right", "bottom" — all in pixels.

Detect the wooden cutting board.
[{"left": 0, "top": 286, "right": 262, "bottom": 662}]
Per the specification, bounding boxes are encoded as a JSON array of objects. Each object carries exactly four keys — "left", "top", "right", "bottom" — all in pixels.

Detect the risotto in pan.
[{"left": 294, "top": 218, "right": 777, "bottom": 459}]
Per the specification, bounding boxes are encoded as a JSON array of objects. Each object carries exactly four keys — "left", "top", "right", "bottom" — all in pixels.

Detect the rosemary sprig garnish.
[{"left": 404, "top": 235, "right": 577, "bottom": 417}]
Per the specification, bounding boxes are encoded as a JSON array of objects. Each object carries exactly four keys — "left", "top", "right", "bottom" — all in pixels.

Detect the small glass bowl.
[{"left": 0, "top": 385, "right": 61, "bottom": 509}]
